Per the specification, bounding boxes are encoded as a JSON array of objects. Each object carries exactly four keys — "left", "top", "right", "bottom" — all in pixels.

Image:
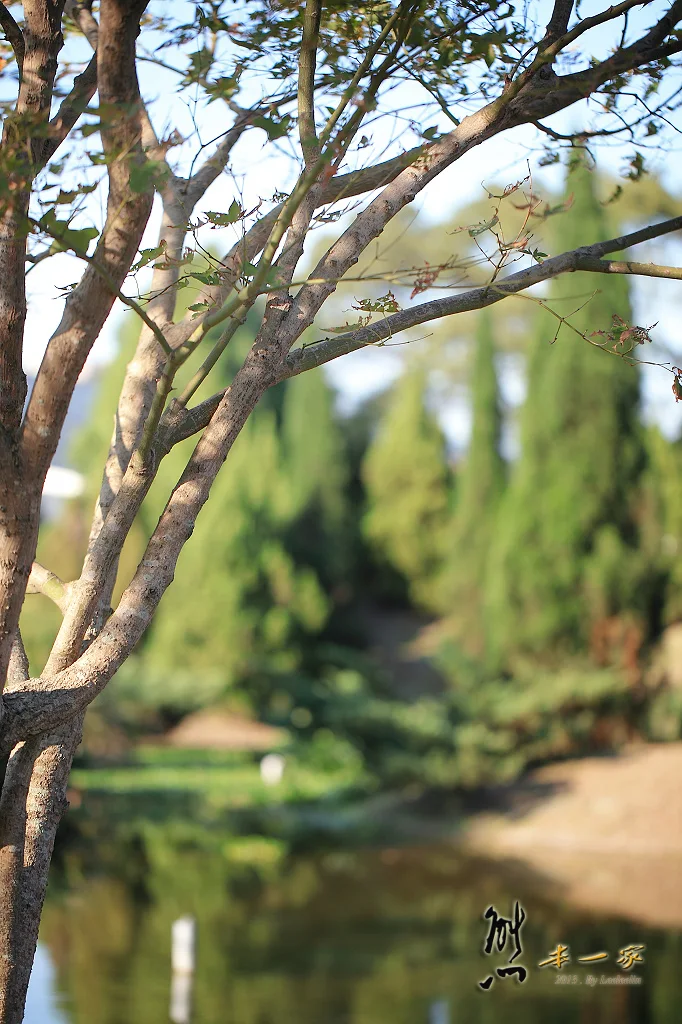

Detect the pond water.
[{"left": 26, "top": 794, "right": 682, "bottom": 1024}]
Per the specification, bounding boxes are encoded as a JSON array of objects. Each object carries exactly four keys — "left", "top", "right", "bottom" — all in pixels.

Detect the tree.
[
  {"left": 641, "top": 427, "right": 682, "bottom": 627},
  {"left": 362, "top": 366, "right": 452, "bottom": 607},
  {"left": 279, "top": 366, "right": 353, "bottom": 593},
  {"left": 485, "top": 160, "right": 649, "bottom": 667},
  {"left": 0, "top": 1, "right": 682, "bottom": 1018},
  {"left": 438, "top": 310, "right": 505, "bottom": 654},
  {"left": 140, "top": 364, "right": 351, "bottom": 709}
]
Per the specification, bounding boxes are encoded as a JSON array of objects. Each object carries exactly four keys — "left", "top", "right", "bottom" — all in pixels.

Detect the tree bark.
[
  {"left": 0, "top": 716, "right": 82, "bottom": 1024},
  {"left": 0, "top": 5, "right": 150, "bottom": 1019}
]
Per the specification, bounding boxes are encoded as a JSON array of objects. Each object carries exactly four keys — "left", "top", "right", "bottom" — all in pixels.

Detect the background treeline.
[{"left": 22, "top": 161, "right": 682, "bottom": 791}]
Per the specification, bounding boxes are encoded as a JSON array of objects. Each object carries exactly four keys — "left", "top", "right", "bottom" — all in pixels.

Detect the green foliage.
[
  {"left": 69, "top": 745, "right": 360, "bottom": 807},
  {"left": 143, "top": 399, "right": 333, "bottom": 686},
  {"left": 641, "top": 427, "right": 682, "bottom": 624},
  {"left": 280, "top": 369, "right": 353, "bottom": 589},
  {"left": 437, "top": 310, "right": 505, "bottom": 653},
  {"left": 24, "top": 174, "right": 682, "bottom": 800},
  {"left": 432, "top": 634, "right": 643, "bottom": 785},
  {"left": 361, "top": 367, "right": 453, "bottom": 608},
  {"left": 645, "top": 685, "right": 682, "bottom": 742},
  {"left": 485, "top": 161, "right": 648, "bottom": 667},
  {"left": 452, "top": 665, "right": 638, "bottom": 783}
]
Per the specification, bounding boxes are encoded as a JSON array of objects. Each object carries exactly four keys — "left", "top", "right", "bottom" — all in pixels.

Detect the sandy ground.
[{"left": 462, "top": 742, "right": 682, "bottom": 929}]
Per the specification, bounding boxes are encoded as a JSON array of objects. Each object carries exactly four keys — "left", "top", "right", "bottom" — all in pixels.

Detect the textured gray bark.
[{"left": 0, "top": 720, "right": 82, "bottom": 1024}]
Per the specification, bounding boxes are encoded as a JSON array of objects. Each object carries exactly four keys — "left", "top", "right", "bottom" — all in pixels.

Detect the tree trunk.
[{"left": 0, "top": 716, "right": 83, "bottom": 1024}]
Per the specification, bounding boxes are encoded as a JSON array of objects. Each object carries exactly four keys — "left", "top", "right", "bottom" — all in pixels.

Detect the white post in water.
[
  {"left": 428, "top": 998, "right": 450, "bottom": 1024},
  {"left": 170, "top": 915, "right": 196, "bottom": 1024}
]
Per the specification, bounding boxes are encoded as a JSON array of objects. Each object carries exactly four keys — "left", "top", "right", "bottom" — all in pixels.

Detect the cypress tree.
[
  {"left": 438, "top": 310, "right": 505, "bottom": 654},
  {"left": 142, "top": 405, "right": 331, "bottom": 683},
  {"left": 141, "top": 365, "right": 354, "bottom": 705},
  {"left": 641, "top": 426, "right": 682, "bottom": 625},
  {"left": 485, "top": 161, "right": 646, "bottom": 666},
  {"left": 279, "top": 367, "right": 351, "bottom": 589},
  {"left": 361, "top": 366, "right": 452, "bottom": 609}
]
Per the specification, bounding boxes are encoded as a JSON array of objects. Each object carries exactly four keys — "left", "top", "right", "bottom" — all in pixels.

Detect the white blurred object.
[
  {"left": 170, "top": 973, "right": 193, "bottom": 1024},
  {"left": 43, "top": 465, "right": 84, "bottom": 499},
  {"left": 170, "top": 916, "right": 196, "bottom": 1024},
  {"left": 260, "top": 753, "right": 285, "bottom": 785}
]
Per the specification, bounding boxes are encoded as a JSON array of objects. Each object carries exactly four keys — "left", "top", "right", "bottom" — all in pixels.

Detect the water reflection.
[
  {"left": 24, "top": 946, "right": 69, "bottom": 1024},
  {"left": 37, "top": 798, "right": 682, "bottom": 1024}
]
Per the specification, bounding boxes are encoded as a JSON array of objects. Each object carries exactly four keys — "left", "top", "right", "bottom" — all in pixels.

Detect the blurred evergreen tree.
[
  {"left": 485, "top": 160, "right": 649, "bottom": 668},
  {"left": 640, "top": 426, "right": 682, "bottom": 626},
  {"left": 138, "top": 361, "right": 359, "bottom": 723},
  {"left": 280, "top": 368, "right": 352, "bottom": 591},
  {"left": 142, "top": 404, "right": 331, "bottom": 682},
  {"left": 437, "top": 310, "right": 505, "bottom": 655},
  {"left": 361, "top": 367, "right": 453, "bottom": 609}
]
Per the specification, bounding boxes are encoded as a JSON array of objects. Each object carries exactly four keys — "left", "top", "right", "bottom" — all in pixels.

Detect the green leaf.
[
  {"left": 129, "top": 159, "right": 168, "bottom": 194},
  {"left": 188, "top": 270, "right": 221, "bottom": 285},
  {"left": 188, "top": 301, "right": 210, "bottom": 318},
  {"left": 468, "top": 215, "right": 499, "bottom": 237},
  {"left": 206, "top": 76, "right": 239, "bottom": 103},
  {"left": 204, "top": 200, "right": 242, "bottom": 227},
  {"left": 55, "top": 183, "right": 98, "bottom": 204},
  {"left": 252, "top": 114, "right": 293, "bottom": 141},
  {"left": 132, "top": 242, "right": 167, "bottom": 272},
  {"left": 59, "top": 226, "right": 99, "bottom": 253},
  {"left": 318, "top": 321, "right": 368, "bottom": 334},
  {"left": 39, "top": 209, "right": 99, "bottom": 254}
]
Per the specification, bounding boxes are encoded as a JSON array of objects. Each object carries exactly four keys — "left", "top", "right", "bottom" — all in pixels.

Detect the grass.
[{"left": 70, "top": 745, "right": 364, "bottom": 810}]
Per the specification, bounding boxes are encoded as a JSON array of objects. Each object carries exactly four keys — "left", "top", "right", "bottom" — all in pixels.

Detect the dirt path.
[{"left": 461, "top": 742, "right": 682, "bottom": 929}]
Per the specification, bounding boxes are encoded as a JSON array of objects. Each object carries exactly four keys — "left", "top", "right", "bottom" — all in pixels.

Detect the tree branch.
[
  {"left": 39, "top": 51, "right": 98, "bottom": 168},
  {"left": 575, "top": 257, "right": 682, "bottom": 281},
  {"left": 158, "top": 3, "right": 682, "bottom": 454},
  {"left": 7, "top": 630, "right": 29, "bottom": 688},
  {"left": 25, "top": 563, "right": 70, "bottom": 614},
  {"left": 21, "top": 0, "right": 154, "bottom": 484},
  {"left": 87, "top": 81, "right": 303, "bottom": 553},
  {"left": 182, "top": 120, "right": 245, "bottom": 206},
  {"left": 541, "top": 0, "right": 575, "bottom": 48},
  {"left": 280, "top": 216, "right": 682, "bottom": 376},
  {"left": 0, "top": 1, "right": 70, "bottom": 691},
  {"left": 0, "top": 5, "right": 25, "bottom": 73},
  {"left": 162, "top": 142, "right": 431, "bottom": 354},
  {"left": 65, "top": 0, "right": 98, "bottom": 48},
  {"left": 80, "top": 98, "right": 284, "bottom": 608},
  {"left": 3, "top": 350, "right": 277, "bottom": 741},
  {"left": 507, "top": 0, "right": 682, "bottom": 123},
  {"left": 165, "top": 217, "right": 682, "bottom": 447},
  {"left": 298, "top": 0, "right": 321, "bottom": 167}
]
